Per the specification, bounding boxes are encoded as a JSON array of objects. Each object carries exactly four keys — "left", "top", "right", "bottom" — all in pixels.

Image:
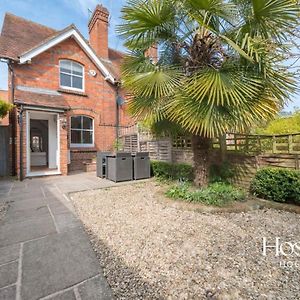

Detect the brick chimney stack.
[{"left": 88, "top": 4, "right": 109, "bottom": 59}]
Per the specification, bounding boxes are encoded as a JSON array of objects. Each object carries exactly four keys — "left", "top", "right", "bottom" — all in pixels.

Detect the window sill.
[{"left": 58, "top": 88, "right": 88, "bottom": 97}]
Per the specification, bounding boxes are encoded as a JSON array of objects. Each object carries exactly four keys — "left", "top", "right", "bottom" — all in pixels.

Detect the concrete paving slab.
[
  {"left": 78, "top": 276, "right": 113, "bottom": 300},
  {"left": 0, "top": 215, "right": 56, "bottom": 247},
  {"left": 4, "top": 205, "right": 49, "bottom": 224},
  {"left": 0, "top": 244, "right": 20, "bottom": 265},
  {"left": 45, "top": 289, "right": 76, "bottom": 300},
  {"left": 8, "top": 190, "right": 44, "bottom": 200},
  {"left": 44, "top": 195, "right": 69, "bottom": 204},
  {"left": 0, "top": 261, "right": 18, "bottom": 288},
  {"left": 21, "top": 227, "right": 100, "bottom": 300},
  {"left": 0, "top": 174, "right": 114, "bottom": 299},
  {"left": 0, "top": 185, "right": 12, "bottom": 194},
  {"left": 5, "top": 197, "right": 46, "bottom": 211},
  {"left": 42, "top": 186, "right": 62, "bottom": 199},
  {"left": 53, "top": 212, "right": 82, "bottom": 233},
  {"left": 48, "top": 201, "right": 71, "bottom": 215},
  {"left": 0, "top": 193, "right": 45, "bottom": 202},
  {"left": 0, "top": 284, "right": 16, "bottom": 300}
]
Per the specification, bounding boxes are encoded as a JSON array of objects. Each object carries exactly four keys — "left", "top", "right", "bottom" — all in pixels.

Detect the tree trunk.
[{"left": 192, "top": 135, "right": 212, "bottom": 187}]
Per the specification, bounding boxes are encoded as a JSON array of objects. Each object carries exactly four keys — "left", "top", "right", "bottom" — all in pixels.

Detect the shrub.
[
  {"left": 0, "top": 100, "right": 13, "bottom": 119},
  {"left": 151, "top": 161, "right": 194, "bottom": 181},
  {"left": 166, "top": 182, "right": 245, "bottom": 207},
  {"left": 209, "top": 160, "right": 235, "bottom": 184},
  {"left": 250, "top": 168, "right": 300, "bottom": 204}
]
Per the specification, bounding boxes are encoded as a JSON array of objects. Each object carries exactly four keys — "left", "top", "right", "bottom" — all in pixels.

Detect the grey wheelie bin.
[
  {"left": 107, "top": 152, "right": 133, "bottom": 182},
  {"left": 133, "top": 152, "right": 150, "bottom": 180},
  {"left": 96, "top": 152, "right": 111, "bottom": 178}
]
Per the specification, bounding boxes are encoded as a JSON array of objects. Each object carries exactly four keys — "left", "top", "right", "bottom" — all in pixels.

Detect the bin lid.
[
  {"left": 115, "top": 152, "right": 132, "bottom": 158},
  {"left": 135, "top": 152, "right": 149, "bottom": 157}
]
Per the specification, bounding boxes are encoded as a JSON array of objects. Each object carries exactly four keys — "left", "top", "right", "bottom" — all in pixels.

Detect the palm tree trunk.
[{"left": 192, "top": 135, "right": 212, "bottom": 187}]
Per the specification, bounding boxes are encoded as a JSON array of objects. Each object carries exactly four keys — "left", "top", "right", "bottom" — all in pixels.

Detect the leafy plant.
[
  {"left": 113, "top": 139, "right": 123, "bottom": 151},
  {"left": 166, "top": 182, "right": 245, "bottom": 206},
  {"left": 151, "top": 161, "right": 194, "bottom": 181},
  {"left": 118, "top": 0, "right": 299, "bottom": 186},
  {"left": 0, "top": 100, "right": 13, "bottom": 119},
  {"left": 250, "top": 168, "right": 300, "bottom": 204},
  {"left": 209, "top": 160, "right": 235, "bottom": 184}
]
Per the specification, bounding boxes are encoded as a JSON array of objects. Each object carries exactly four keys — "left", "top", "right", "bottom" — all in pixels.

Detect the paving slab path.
[{"left": 0, "top": 172, "right": 117, "bottom": 300}]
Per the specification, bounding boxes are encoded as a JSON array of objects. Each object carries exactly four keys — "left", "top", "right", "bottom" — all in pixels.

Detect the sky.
[{"left": 0, "top": 0, "right": 299, "bottom": 111}]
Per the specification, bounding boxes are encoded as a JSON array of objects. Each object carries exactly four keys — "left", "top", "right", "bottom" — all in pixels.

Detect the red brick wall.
[
  {"left": 12, "top": 37, "right": 134, "bottom": 176},
  {"left": 68, "top": 150, "right": 97, "bottom": 172}
]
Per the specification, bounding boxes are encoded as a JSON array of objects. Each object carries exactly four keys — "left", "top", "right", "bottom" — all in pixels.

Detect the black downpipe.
[
  {"left": 115, "top": 85, "right": 120, "bottom": 144},
  {"left": 19, "top": 105, "right": 24, "bottom": 181}
]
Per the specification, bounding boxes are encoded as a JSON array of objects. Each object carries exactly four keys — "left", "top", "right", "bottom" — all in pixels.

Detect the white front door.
[{"left": 26, "top": 110, "right": 60, "bottom": 176}]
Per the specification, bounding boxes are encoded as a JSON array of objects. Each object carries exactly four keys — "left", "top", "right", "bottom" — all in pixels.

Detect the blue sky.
[{"left": 0, "top": 0, "right": 299, "bottom": 111}]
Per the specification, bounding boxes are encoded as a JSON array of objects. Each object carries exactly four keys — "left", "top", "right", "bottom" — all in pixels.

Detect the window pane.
[
  {"left": 72, "top": 63, "right": 83, "bottom": 76},
  {"left": 60, "top": 73, "right": 71, "bottom": 87},
  {"left": 71, "top": 130, "right": 82, "bottom": 144},
  {"left": 60, "top": 60, "right": 71, "bottom": 74},
  {"left": 71, "top": 116, "right": 82, "bottom": 129},
  {"left": 72, "top": 76, "right": 83, "bottom": 89},
  {"left": 83, "top": 117, "right": 93, "bottom": 129},
  {"left": 83, "top": 131, "right": 93, "bottom": 144}
]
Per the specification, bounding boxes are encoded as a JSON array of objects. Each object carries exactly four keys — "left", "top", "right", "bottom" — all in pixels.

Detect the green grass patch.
[{"left": 166, "top": 182, "right": 246, "bottom": 207}]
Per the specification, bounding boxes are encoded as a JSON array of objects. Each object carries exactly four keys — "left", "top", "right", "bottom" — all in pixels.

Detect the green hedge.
[
  {"left": 151, "top": 161, "right": 194, "bottom": 181},
  {"left": 250, "top": 168, "right": 300, "bottom": 204}
]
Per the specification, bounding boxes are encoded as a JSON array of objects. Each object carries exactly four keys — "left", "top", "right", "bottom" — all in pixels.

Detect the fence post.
[
  {"left": 137, "top": 124, "right": 141, "bottom": 152},
  {"left": 296, "top": 155, "right": 299, "bottom": 170},
  {"left": 272, "top": 135, "right": 276, "bottom": 154},
  {"left": 234, "top": 134, "right": 238, "bottom": 151},
  {"left": 288, "top": 135, "right": 292, "bottom": 154},
  {"left": 245, "top": 134, "right": 249, "bottom": 153}
]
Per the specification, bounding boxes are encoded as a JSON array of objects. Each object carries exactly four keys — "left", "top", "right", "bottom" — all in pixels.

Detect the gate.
[{"left": 0, "top": 127, "right": 9, "bottom": 176}]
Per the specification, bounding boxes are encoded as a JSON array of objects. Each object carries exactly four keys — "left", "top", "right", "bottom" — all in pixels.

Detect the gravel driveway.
[{"left": 71, "top": 181, "right": 300, "bottom": 300}]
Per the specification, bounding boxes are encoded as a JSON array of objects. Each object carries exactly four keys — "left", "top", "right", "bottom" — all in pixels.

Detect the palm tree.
[{"left": 118, "top": 0, "right": 299, "bottom": 186}]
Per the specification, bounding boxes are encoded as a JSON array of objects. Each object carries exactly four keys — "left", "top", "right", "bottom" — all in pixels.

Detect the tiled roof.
[
  {"left": 14, "top": 89, "right": 70, "bottom": 110},
  {"left": 0, "top": 13, "right": 56, "bottom": 60},
  {"left": 0, "top": 13, "right": 124, "bottom": 79}
]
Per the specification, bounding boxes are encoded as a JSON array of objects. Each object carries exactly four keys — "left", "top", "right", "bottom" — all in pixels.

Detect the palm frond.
[
  {"left": 119, "top": 0, "right": 299, "bottom": 138},
  {"left": 117, "top": 0, "right": 176, "bottom": 49}
]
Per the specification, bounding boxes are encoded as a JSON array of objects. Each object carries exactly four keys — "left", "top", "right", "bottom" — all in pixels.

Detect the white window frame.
[
  {"left": 59, "top": 60, "right": 85, "bottom": 92},
  {"left": 70, "top": 116, "right": 94, "bottom": 148}
]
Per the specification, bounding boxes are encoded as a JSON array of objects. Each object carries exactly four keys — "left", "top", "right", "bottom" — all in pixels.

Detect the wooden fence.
[
  {"left": 120, "top": 126, "right": 300, "bottom": 189},
  {"left": 212, "top": 133, "right": 300, "bottom": 188},
  {"left": 120, "top": 125, "right": 193, "bottom": 164},
  {"left": 213, "top": 133, "right": 300, "bottom": 155}
]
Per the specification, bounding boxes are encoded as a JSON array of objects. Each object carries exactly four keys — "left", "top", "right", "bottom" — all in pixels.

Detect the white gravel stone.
[{"left": 71, "top": 182, "right": 300, "bottom": 300}]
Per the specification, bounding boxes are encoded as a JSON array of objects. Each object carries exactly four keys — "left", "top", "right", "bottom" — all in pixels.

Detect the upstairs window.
[
  {"left": 60, "top": 60, "right": 84, "bottom": 91},
  {"left": 70, "top": 116, "right": 94, "bottom": 147}
]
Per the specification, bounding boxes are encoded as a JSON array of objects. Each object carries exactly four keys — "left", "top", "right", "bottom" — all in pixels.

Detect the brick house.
[{"left": 0, "top": 5, "right": 136, "bottom": 179}]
